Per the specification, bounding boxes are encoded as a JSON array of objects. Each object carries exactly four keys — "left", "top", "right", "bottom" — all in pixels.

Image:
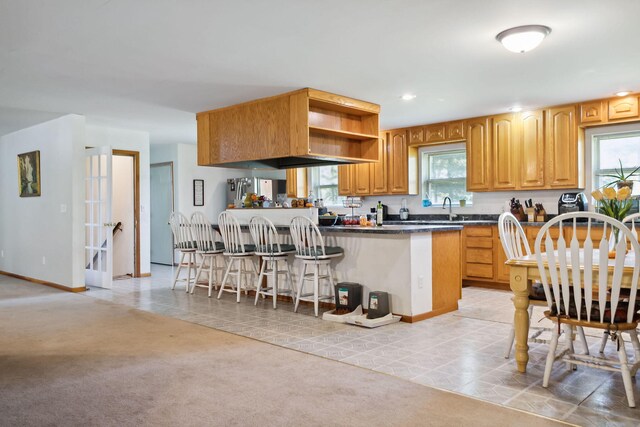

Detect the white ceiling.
[{"left": 1, "top": 0, "right": 639, "bottom": 144}]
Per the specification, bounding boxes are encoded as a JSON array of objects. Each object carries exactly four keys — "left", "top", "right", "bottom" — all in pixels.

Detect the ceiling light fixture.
[
  {"left": 616, "top": 91, "right": 631, "bottom": 97},
  {"left": 496, "top": 25, "right": 551, "bottom": 53},
  {"left": 509, "top": 106, "right": 523, "bottom": 112},
  {"left": 401, "top": 94, "right": 417, "bottom": 101}
]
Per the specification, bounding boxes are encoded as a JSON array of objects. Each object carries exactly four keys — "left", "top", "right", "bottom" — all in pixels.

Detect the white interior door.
[
  {"left": 150, "top": 163, "right": 174, "bottom": 265},
  {"left": 85, "top": 146, "right": 113, "bottom": 289}
]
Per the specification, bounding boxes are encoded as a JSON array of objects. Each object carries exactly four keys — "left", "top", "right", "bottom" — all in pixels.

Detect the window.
[
  {"left": 593, "top": 132, "right": 640, "bottom": 195},
  {"left": 420, "top": 145, "right": 472, "bottom": 206},
  {"left": 308, "top": 165, "right": 343, "bottom": 207}
]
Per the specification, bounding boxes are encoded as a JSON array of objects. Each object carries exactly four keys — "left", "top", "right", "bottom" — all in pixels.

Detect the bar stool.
[
  {"left": 217, "top": 212, "right": 258, "bottom": 303},
  {"left": 190, "top": 212, "right": 226, "bottom": 297},
  {"left": 289, "top": 216, "right": 343, "bottom": 317},
  {"left": 169, "top": 212, "right": 196, "bottom": 292},
  {"left": 249, "top": 216, "right": 296, "bottom": 309}
]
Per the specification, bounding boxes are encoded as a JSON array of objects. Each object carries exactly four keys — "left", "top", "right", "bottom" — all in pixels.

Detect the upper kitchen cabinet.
[
  {"left": 388, "top": 129, "right": 418, "bottom": 194},
  {"left": 546, "top": 105, "right": 584, "bottom": 189},
  {"left": 491, "top": 113, "right": 519, "bottom": 190},
  {"left": 286, "top": 168, "right": 307, "bottom": 198},
  {"left": 466, "top": 117, "right": 492, "bottom": 191},
  {"left": 518, "top": 110, "right": 545, "bottom": 189},
  {"left": 580, "top": 100, "right": 606, "bottom": 125},
  {"left": 196, "top": 88, "right": 380, "bottom": 169},
  {"left": 370, "top": 133, "right": 389, "bottom": 194},
  {"left": 337, "top": 164, "right": 354, "bottom": 196},
  {"left": 608, "top": 96, "right": 639, "bottom": 121},
  {"left": 408, "top": 120, "right": 466, "bottom": 146}
]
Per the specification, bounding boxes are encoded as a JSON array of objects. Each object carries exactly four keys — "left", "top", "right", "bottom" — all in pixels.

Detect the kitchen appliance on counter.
[
  {"left": 558, "top": 192, "right": 588, "bottom": 220},
  {"left": 399, "top": 198, "right": 409, "bottom": 221}
]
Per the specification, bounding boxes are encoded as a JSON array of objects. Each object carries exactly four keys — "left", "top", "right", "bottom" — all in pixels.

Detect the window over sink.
[
  {"left": 308, "top": 165, "right": 344, "bottom": 207},
  {"left": 420, "top": 143, "right": 473, "bottom": 206}
]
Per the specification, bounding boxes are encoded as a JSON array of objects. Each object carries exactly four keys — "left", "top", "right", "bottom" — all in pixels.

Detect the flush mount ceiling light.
[
  {"left": 496, "top": 25, "right": 551, "bottom": 53},
  {"left": 616, "top": 91, "right": 631, "bottom": 97},
  {"left": 509, "top": 106, "right": 523, "bottom": 112},
  {"left": 401, "top": 94, "right": 417, "bottom": 101}
]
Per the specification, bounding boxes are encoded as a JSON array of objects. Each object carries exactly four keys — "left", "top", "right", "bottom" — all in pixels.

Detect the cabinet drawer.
[
  {"left": 465, "top": 263, "right": 494, "bottom": 279},
  {"left": 465, "top": 227, "right": 493, "bottom": 237},
  {"left": 465, "top": 237, "right": 493, "bottom": 249},
  {"left": 466, "top": 248, "right": 493, "bottom": 264}
]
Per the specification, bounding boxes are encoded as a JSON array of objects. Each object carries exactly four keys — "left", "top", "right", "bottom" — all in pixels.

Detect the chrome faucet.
[{"left": 443, "top": 197, "right": 458, "bottom": 221}]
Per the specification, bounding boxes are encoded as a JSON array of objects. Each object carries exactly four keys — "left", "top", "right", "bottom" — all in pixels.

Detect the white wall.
[
  {"left": 151, "top": 143, "right": 247, "bottom": 222},
  {"left": 0, "top": 114, "right": 86, "bottom": 288},
  {"left": 86, "top": 125, "right": 151, "bottom": 274}
]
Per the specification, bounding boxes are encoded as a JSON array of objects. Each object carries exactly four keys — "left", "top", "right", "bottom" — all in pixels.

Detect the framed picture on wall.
[
  {"left": 193, "top": 179, "right": 204, "bottom": 206},
  {"left": 17, "top": 150, "right": 41, "bottom": 197}
]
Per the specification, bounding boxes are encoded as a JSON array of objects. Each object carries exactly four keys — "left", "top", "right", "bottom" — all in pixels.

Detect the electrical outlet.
[
  {"left": 1, "top": 250, "right": 4, "bottom": 258},
  {"left": 60, "top": 204, "right": 67, "bottom": 213},
  {"left": 418, "top": 275, "right": 424, "bottom": 289},
  {"left": 42, "top": 256, "right": 46, "bottom": 265}
]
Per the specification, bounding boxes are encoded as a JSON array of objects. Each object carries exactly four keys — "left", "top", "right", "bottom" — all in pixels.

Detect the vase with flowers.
[{"left": 592, "top": 186, "right": 633, "bottom": 257}]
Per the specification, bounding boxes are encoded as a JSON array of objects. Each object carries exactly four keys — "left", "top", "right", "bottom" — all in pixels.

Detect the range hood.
[{"left": 196, "top": 88, "right": 380, "bottom": 169}]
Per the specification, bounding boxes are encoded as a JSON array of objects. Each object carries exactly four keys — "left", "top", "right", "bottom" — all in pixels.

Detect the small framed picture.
[
  {"left": 193, "top": 179, "right": 204, "bottom": 206},
  {"left": 18, "top": 150, "right": 41, "bottom": 197}
]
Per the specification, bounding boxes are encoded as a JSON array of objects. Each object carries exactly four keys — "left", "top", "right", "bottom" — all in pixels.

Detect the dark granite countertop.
[{"left": 319, "top": 224, "right": 463, "bottom": 234}]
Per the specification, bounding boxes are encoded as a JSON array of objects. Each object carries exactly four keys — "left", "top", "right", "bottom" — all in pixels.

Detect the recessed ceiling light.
[
  {"left": 496, "top": 25, "right": 551, "bottom": 53},
  {"left": 616, "top": 91, "right": 631, "bottom": 97},
  {"left": 401, "top": 94, "right": 417, "bottom": 101},
  {"left": 509, "top": 106, "right": 523, "bottom": 112}
]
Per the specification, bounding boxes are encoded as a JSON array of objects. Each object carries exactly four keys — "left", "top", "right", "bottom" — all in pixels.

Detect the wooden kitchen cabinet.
[
  {"left": 580, "top": 100, "right": 606, "bottom": 124},
  {"left": 462, "top": 226, "right": 495, "bottom": 281},
  {"left": 546, "top": 105, "right": 583, "bottom": 189},
  {"left": 492, "top": 113, "right": 519, "bottom": 190},
  {"left": 466, "top": 117, "right": 492, "bottom": 191},
  {"left": 518, "top": 110, "right": 545, "bottom": 189},
  {"left": 608, "top": 96, "right": 639, "bottom": 121},
  {"left": 425, "top": 123, "right": 446, "bottom": 143},
  {"left": 388, "top": 129, "right": 410, "bottom": 194},
  {"left": 370, "top": 133, "right": 388, "bottom": 194},
  {"left": 408, "top": 126, "right": 425, "bottom": 145},
  {"left": 286, "top": 168, "right": 307, "bottom": 198},
  {"left": 446, "top": 120, "right": 466, "bottom": 141},
  {"left": 337, "top": 165, "right": 353, "bottom": 196},
  {"left": 353, "top": 163, "right": 371, "bottom": 195}
]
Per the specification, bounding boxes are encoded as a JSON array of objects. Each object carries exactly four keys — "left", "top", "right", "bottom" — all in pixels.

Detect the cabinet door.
[
  {"left": 286, "top": 168, "right": 307, "bottom": 198},
  {"left": 608, "top": 96, "right": 639, "bottom": 121},
  {"left": 446, "top": 120, "right": 465, "bottom": 141},
  {"left": 353, "top": 163, "right": 371, "bottom": 195},
  {"left": 466, "top": 117, "right": 492, "bottom": 191},
  {"left": 546, "top": 106, "right": 580, "bottom": 188},
  {"left": 580, "top": 101, "right": 606, "bottom": 124},
  {"left": 388, "top": 129, "right": 409, "bottom": 194},
  {"left": 492, "top": 113, "right": 518, "bottom": 190},
  {"left": 370, "top": 133, "right": 388, "bottom": 194},
  {"left": 494, "top": 228, "right": 510, "bottom": 283},
  {"left": 196, "top": 113, "right": 211, "bottom": 166},
  {"left": 425, "top": 124, "right": 446, "bottom": 143},
  {"left": 408, "top": 127, "right": 425, "bottom": 145},
  {"left": 519, "top": 110, "right": 545, "bottom": 189},
  {"left": 337, "top": 165, "right": 353, "bottom": 196}
]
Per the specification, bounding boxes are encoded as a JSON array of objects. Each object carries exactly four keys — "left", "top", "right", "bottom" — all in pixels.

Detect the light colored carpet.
[{"left": 0, "top": 277, "right": 569, "bottom": 427}]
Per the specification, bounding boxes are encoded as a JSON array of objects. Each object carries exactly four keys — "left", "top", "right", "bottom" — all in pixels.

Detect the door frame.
[
  {"left": 150, "top": 161, "right": 175, "bottom": 265},
  {"left": 113, "top": 149, "right": 141, "bottom": 278}
]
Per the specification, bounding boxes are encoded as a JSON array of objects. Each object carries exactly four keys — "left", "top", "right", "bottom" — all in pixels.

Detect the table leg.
[{"left": 510, "top": 265, "right": 530, "bottom": 373}]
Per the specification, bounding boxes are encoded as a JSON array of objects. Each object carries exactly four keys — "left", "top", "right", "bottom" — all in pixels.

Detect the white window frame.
[
  {"left": 419, "top": 142, "right": 472, "bottom": 207},
  {"left": 592, "top": 131, "right": 640, "bottom": 196},
  {"left": 307, "top": 165, "right": 344, "bottom": 208}
]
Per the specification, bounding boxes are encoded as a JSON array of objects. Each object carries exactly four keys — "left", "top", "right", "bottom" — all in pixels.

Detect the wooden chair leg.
[
  {"left": 272, "top": 258, "right": 278, "bottom": 309},
  {"left": 207, "top": 255, "right": 215, "bottom": 298},
  {"left": 172, "top": 251, "right": 186, "bottom": 290},
  {"left": 185, "top": 252, "right": 193, "bottom": 293},
  {"left": 191, "top": 254, "right": 205, "bottom": 295},
  {"left": 599, "top": 331, "right": 609, "bottom": 354},
  {"left": 313, "top": 263, "right": 319, "bottom": 317},
  {"left": 543, "top": 326, "right": 560, "bottom": 388},
  {"left": 505, "top": 327, "right": 516, "bottom": 359},
  {"left": 254, "top": 258, "right": 267, "bottom": 306},
  {"left": 617, "top": 333, "right": 636, "bottom": 407},
  {"left": 576, "top": 326, "right": 589, "bottom": 355},
  {"left": 217, "top": 257, "right": 234, "bottom": 300},
  {"left": 294, "top": 263, "right": 306, "bottom": 313}
]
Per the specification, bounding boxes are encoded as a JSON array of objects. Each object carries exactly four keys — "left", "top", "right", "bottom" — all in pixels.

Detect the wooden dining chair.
[
  {"left": 217, "top": 212, "right": 258, "bottom": 303},
  {"left": 169, "top": 212, "right": 197, "bottom": 292},
  {"left": 498, "top": 212, "right": 588, "bottom": 358},
  {"left": 598, "top": 211, "right": 640, "bottom": 353},
  {"left": 535, "top": 212, "right": 640, "bottom": 407},
  {"left": 249, "top": 216, "right": 296, "bottom": 309},
  {"left": 289, "top": 216, "right": 343, "bottom": 317},
  {"left": 190, "top": 212, "right": 226, "bottom": 297}
]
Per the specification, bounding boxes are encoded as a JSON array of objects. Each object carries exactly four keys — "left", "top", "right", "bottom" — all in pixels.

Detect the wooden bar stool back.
[
  {"left": 190, "top": 212, "right": 225, "bottom": 297},
  {"left": 217, "top": 212, "right": 258, "bottom": 303},
  {"left": 169, "top": 211, "right": 196, "bottom": 292}
]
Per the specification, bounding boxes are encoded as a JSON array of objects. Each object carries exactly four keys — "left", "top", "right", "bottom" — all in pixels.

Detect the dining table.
[{"left": 506, "top": 249, "right": 638, "bottom": 373}]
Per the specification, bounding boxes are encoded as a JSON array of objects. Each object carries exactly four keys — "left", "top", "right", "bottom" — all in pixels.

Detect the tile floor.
[{"left": 87, "top": 265, "right": 640, "bottom": 426}]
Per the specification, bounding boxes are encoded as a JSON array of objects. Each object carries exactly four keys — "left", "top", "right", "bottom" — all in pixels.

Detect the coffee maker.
[{"left": 558, "top": 193, "right": 588, "bottom": 220}]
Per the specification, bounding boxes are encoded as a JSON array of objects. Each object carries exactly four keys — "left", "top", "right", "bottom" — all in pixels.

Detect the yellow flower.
[
  {"left": 603, "top": 187, "right": 617, "bottom": 200},
  {"left": 617, "top": 186, "right": 632, "bottom": 201},
  {"left": 591, "top": 190, "right": 604, "bottom": 201}
]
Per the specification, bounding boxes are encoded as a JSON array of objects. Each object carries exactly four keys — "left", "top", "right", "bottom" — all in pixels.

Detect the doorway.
[
  {"left": 112, "top": 150, "right": 141, "bottom": 278},
  {"left": 150, "top": 162, "right": 174, "bottom": 265}
]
